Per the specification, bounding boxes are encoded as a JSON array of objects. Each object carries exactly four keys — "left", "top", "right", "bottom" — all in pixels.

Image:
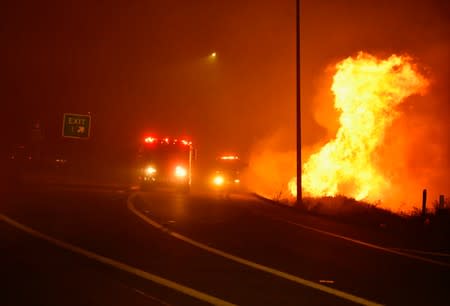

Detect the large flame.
[{"left": 289, "top": 52, "right": 429, "bottom": 201}]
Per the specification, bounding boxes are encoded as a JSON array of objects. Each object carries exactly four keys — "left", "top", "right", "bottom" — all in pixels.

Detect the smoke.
[
  {"left": 375, "top": 44, "right": 450, "bottom": 212},
  {"left": 242, "top": 62, "right": 335, "bottom": 202},
  {"left": 242, "top": 131, "right": 295, "bottom": 201}
]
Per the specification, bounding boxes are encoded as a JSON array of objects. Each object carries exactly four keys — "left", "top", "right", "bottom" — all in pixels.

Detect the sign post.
[{"left": 62, "top": 113, "right": 91, "bottom": 139}]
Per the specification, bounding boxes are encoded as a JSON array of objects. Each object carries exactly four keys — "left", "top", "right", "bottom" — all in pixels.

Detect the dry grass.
[
  {"left": 261, "top": 192, "right": 449, "bottom": 236},
  {"left": 294, "top": 195, "right": 405, "bottom": 228}
]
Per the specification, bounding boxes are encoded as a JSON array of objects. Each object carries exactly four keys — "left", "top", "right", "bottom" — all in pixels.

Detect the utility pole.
[{"left": 296, "top": 0, "right": 302, "bottom": 206}]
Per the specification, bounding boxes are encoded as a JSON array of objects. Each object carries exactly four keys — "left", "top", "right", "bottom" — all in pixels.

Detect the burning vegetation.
[
  {"left": 290, "top": 52, "right": 429, "bottom": 202},
  {"left": 247, "top": 51, "right": 450, "bottom": 213}
]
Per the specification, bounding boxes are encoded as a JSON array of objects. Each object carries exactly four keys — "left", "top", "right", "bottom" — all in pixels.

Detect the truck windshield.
[{"left": 139, "top": 144, "right": 189, "bottom": 164}]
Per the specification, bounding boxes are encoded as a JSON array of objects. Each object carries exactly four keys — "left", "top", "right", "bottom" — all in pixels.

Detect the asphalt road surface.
[{"left": 2, "top": 185, "right": 449, "bottom": 306}]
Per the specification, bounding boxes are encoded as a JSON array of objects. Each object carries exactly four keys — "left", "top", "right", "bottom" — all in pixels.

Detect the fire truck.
[
  {"left": 211, "top": 155, "right": 244, "bottom": 195},
  {"left": 137, "top": 136, "right": 194, "bottom": 193}
]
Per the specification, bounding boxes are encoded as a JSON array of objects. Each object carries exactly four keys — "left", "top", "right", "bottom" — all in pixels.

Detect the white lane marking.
[
  {"left": 273, "top": 217, "right": 450, "bottom": 268},
  {"left": 132, "top": 288, "right": 172, "bottom": 306},
  {"left": 0, "top": 213, "right": 236, "bottom": 306},
  {"left": 128, "top": 194, "right": 383, "bottom": 306},
  {"left": 251, "top": 194, "right": 450, "bottom": 267},
  {"left": 389, "top": 248, "right": 450, "bottom": 258},
  {"left": 115, "top": 279, "right": 172, "bottom": 306},
  {"left": 132, "top": 288, "right": 171, "bottom": 306}
]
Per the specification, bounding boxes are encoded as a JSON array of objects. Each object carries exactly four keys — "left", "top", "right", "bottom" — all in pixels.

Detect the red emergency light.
[
  {"left": 144, "top": 137, "right": 157, "bottom": 143},
  {"left": 144, "top": 136, "right": 192, "bottom": 146}
]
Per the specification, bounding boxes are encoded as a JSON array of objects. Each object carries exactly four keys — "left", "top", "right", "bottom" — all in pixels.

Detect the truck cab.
[
  {"left": 211, "top": 155, "right": 245, "bottom": 195},
  {"left": 137, "top": 137, "right": 194, "bottom": 193}
]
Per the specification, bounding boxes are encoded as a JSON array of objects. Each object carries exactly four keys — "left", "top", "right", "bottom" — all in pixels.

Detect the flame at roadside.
[{"left": 289, "top": 52, "right": 429, "bottom": 201}]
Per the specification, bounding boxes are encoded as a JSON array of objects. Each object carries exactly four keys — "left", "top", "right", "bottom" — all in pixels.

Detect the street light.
[
  {"left": 209, "top": 52, "right": 217, "bottom": 59},
  {"left": 206, "top": 51, "right": 217, "bottom": 64}
]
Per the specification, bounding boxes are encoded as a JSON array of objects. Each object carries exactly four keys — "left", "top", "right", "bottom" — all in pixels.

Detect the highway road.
[{"left": 1, "top": 185, "right": 449, "bottom": 305}]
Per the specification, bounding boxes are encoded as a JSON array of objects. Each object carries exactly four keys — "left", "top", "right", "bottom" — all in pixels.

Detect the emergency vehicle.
[
  {"left": 211, "top": 155, "right": 244, "bottom": 195},
  {"left": 137, "top": 136, "right": 194, "bottom": 193}
]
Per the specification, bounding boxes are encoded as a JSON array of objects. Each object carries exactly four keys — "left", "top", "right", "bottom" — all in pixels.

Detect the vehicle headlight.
[
  {"left": 213, "top": 175, "right": 225, "bottom": 186},
  {"left": 146, "top": 166, "right": 157, "bottom": 175},
  {"left": 234, "top": 179, "right": 240, "bottom": 184},
  {"left": 175, "top": 166, "right": 187, "bottom": 177}
]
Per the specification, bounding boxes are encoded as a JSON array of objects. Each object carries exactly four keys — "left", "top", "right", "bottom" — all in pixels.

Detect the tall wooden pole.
[{"left": 296, "top": 0, "right": 302, "bottom": 206}]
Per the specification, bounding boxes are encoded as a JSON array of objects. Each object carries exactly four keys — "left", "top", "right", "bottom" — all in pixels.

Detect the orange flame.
[{"left": 289, "top": 52, "right": 429, "bottom": 201}]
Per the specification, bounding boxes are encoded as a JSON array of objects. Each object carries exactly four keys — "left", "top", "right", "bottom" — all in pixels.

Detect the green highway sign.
[{"left": 62, "top": 113, "right": 91, "bottom": 139}]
